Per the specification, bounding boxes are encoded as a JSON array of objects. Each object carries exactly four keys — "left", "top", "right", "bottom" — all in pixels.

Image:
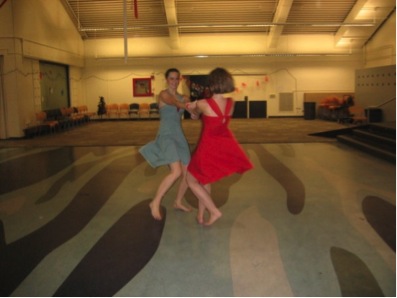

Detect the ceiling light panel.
[
  {"left": 176, "top": 0, "right": 277, "bottom": 34},
  {"left": 283, "top": 0, "right": 356, "bottom": 34}
]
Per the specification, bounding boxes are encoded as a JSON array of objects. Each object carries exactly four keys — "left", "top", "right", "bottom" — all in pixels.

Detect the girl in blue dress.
[{"left": 139, "top": 68, "right": 193, "bottom": 220}]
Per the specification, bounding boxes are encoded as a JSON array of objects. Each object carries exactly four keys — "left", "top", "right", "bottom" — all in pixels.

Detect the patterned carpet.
[{"left": 0, "top": 141, "right": 395, "bottom": 296}]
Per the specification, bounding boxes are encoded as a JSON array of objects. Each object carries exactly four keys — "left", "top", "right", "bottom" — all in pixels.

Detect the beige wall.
[
  {"left": 0, "top": 0, "right": 395, "bottom": 138},
  {"left": 0, "top": 0, "right": 84, "bottom": 138},
  {"left": 364, "top": 11, "right": 396, "bottom": 68},
  {"left": 81, "top": 56, "right": 360, "bottom": 117},
  {"left": 12, "top": 0, "right": 84, "bottom": 66}
]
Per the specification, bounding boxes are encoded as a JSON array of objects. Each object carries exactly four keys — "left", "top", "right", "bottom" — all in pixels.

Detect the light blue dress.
[{"left": 139, "top": 94, "right": 190, "bottom": 168}]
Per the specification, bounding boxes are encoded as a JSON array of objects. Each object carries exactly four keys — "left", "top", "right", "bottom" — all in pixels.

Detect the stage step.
[{"left": 337, "top": 123, "right": 395, "bottom": 163}]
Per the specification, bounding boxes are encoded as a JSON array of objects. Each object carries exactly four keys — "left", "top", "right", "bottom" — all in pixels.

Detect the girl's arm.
[
  {"left": 159, "top": 90, "right": 189, "bottom": 109},
  {"left": 186, "top": 100, "right": 203, "bottom": 120}
]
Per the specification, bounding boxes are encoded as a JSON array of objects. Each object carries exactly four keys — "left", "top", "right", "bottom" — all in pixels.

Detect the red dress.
[{"left": 187, "top": 98, "right": 253, "bottom": 184}]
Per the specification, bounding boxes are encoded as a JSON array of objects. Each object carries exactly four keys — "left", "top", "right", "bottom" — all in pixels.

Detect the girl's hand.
[
  {"left": 185, "top": 101, "right": 197, "bottom": 111},
  {"left": 185, "top": 101, "right": 200, "bottom": 119},
  {"left": 190, "top": 113, "right": 200, "bottom": 120}
]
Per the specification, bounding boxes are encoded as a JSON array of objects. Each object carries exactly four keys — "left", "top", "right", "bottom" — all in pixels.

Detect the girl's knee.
[
  {"left": 186, "top": 173, "right": 198, "bottom": 187},
  {"left": 170, "top": 165, "right": 183, "bottom": 179}
]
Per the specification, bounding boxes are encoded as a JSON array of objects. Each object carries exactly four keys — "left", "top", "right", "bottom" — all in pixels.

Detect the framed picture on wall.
[{"left": 133, "top": 78, "right": 152, "bottom": 97}]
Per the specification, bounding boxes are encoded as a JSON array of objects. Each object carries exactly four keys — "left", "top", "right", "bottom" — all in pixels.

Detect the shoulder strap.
[{"left": 206, "top": 98, "right": 223, "bottom": 117}]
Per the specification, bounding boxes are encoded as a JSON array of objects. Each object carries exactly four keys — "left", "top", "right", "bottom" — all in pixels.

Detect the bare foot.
[
  {"left": 197, "top": 206, "right": 206, "bottom": 225},
  {"left": 196, "top": 215, "right": 204, "bottom": 225},
  {"left": 149, "top": 201, "right": 162, "bottom": 220},
  {"left": 204, "top": 211, "right": 222, "bottom": 226},
  {"left": 173, "top": 202, "right": 192, "bottom": 212}
]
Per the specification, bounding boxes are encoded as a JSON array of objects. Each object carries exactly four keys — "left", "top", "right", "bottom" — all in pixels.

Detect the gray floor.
[{"left": 0, "top": 142, "right": 395, "bottom": 296}]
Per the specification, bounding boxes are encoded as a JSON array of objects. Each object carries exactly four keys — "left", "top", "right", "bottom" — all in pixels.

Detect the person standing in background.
[{"left": 97, "top": 96, "right": 106, "bottom": 117}]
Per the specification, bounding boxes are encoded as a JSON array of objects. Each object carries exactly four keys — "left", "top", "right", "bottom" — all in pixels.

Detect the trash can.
[
  {"left": 304, "top": 102, "right": 316, "bottom": 120},
  {"left": 365, "top": 107, "right": 382, "bottom": 123}
]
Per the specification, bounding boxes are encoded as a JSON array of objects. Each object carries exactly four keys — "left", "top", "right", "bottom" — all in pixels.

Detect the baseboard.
[{"left": 268, "top": 116, "right": 304, "bottom": 118}]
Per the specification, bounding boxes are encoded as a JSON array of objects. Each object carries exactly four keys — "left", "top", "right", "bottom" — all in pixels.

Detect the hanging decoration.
[
  {"left": 123, "top": 0, "right": 128, "bottom": 63},
  {"left": 134, "top": 0, "right": 138, "bottom": 18}
]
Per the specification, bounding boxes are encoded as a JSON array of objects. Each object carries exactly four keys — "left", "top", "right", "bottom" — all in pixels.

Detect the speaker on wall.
[
  {"left": 365, "top": 108, "right": 383, "bottom": 122},
  {"left": 233, "top": 101, "right": 247, "bottom": 118},
  {"left": 249, "top": 101, "right": 267, "bottom": 118},
  {"left": 304, "top": 102, "right": 316, "bottom": 120}
]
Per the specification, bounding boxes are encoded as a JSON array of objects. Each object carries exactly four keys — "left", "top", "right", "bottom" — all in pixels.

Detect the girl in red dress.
[{"left": 186, "top": 68, "right": 253, "bottom": 226}]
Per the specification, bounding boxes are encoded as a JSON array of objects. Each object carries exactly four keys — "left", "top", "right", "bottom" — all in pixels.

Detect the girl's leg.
[
  {"left": 197, "top": 184, "right": 211, "bottom": 224},
  {"left": 174, "top": 164, "right": 191, "bottom": 212},
  {"left": 150, "top": 161, "right": 182, "bottom": 220},
  {"left": 187, "top": 173, "right": 221, "bottom": 226}
]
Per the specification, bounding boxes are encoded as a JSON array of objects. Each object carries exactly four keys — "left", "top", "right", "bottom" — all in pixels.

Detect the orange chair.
[
  {"left": 348, "top": 105, "right": 367, "bottom": 124},
  {"left": 77, "top": 105, "right": 96, "bottom": 120},
  {"left": 118, "top": 103, "right": 130, "bottom": 118},
  {"left": 339, "top": 105, "right": 367, "bottom": 124},
  {"left": 59, "top": 107, "right": 73, "bottom": 129},
  {"left": 138, "top": 103, "right": 150, "bottom": 118},
  {"left": 106, "top": 103, "right": 119, "bottom": 118},
  {"left": 35, "top": 111, "right": 59, "bottom": 134}
]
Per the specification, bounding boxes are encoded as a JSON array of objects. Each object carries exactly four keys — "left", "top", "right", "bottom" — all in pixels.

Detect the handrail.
[{"left": 375, "top": 97, "right": 396, "bottom": 108}]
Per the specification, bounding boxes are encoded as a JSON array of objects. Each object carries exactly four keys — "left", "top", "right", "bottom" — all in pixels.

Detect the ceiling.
[{"left": 61, "top": 0, "right": 395, "bottom": 50}]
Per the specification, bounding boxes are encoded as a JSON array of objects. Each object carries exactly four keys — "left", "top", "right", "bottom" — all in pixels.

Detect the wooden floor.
[{"left": 0, "top": 118, "right": 353, "bottom": 147}]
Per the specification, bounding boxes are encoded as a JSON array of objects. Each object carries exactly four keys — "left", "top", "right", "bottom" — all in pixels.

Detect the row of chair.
[
  {"left": 316, "top": 96, "right": 368, "bottom": 124},
  {"left": 318, "top": 104, "right": 367, "bottom": 124},
  {"left": 102, "top": 103, "right": 159, "bottom": 118},
  {"left": 24, "top": 105, "right": 95, "bottom": 137}
]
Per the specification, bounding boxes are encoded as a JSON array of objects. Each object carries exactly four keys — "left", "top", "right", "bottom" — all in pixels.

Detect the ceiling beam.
[
  {"left": 335, "top": 0, "right": 367, "bottom": 47},
  {"left": 164, "top": 0, "right": 180, "bottom": 49},
  {"left": 268, "top": 0, "right": 293, "bottom": 48},
  {"left": 59, "top": 0, "right": 88, "bottom": 38},
  {"left": 335, "top": 0, "right": 396, "bottom": 48}
]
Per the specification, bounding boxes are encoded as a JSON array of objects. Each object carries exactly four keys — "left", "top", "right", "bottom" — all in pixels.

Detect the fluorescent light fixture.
[
  {"left": 79, "top": 22, "right": 374, "bottom": 32},
  {"left": 310, "top": 23, "right": 374, "bottom": 27},
  {"left": 96, "top": 53, "right": 352, "bottom": 60}
]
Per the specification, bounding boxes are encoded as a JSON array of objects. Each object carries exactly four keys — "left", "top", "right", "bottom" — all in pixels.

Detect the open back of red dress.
[{"left": 187, "top": 97, "right": 253, "bottom": 184}]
